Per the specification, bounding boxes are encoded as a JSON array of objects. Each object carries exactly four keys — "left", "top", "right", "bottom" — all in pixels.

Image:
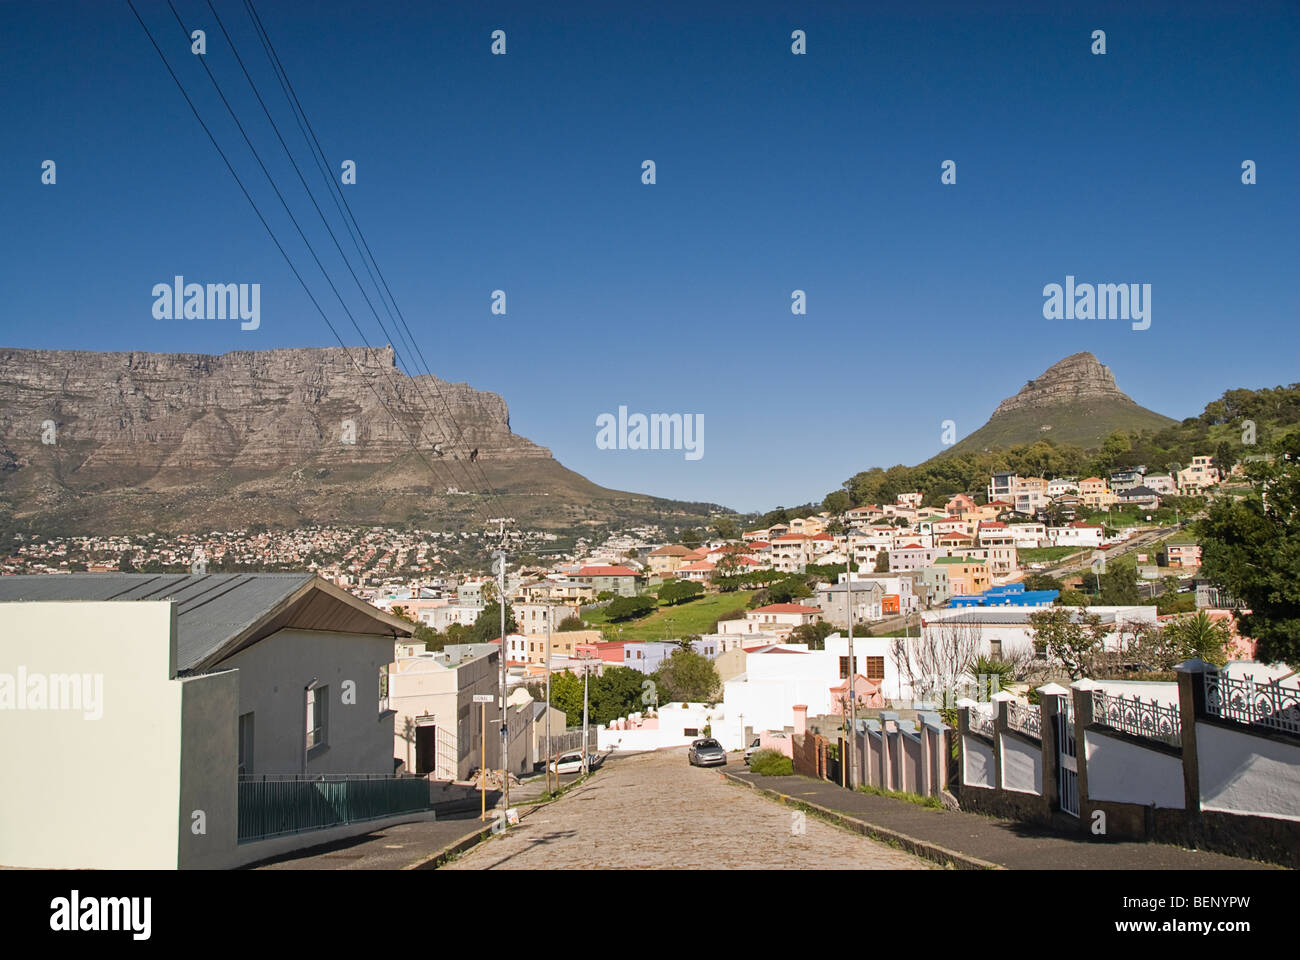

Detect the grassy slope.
[
  {"left": 941, "top": 399, "right": 1177, "bottom": 457},
  {"left": 583, "top": 590, "right": 754, "bottom": 642}
]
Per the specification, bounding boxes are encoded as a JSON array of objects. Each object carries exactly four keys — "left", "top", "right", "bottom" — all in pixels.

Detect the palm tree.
[{"left": 1163, "top": 610, "right": 1233, "bottom": 666}]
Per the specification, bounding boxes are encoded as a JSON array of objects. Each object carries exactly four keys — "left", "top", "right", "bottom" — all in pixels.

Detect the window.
[
  {"left": 866, "top": 657, "right": 885, "bottom": 682},
  {"left": 238, "top": 712, "right": 254, "bottom": 776},
  {"left": 839, "top": 656, "right": 850, "bottom": 679},
  {"left": 989, "top": 638, "right": 1002, "bottom": 658},
  {"left": 307, "top": 684, "right": 328, "bottom": 751}
]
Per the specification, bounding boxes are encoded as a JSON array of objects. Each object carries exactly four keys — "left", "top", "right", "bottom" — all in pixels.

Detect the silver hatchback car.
[{"left": 687, "top": 737, "right": 727, "bottom": 767}]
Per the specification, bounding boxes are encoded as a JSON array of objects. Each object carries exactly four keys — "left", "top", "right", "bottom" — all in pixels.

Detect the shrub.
[{"left": 749, "top": 749, "right": 793, "bottom": 776}]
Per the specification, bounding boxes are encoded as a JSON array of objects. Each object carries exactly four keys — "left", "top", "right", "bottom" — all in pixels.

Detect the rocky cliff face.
[
  {"left": 0, "top": 345, "right": 550, "bottom": 485},
  {"left": 992, "top": 352, "right": 1131, "bottom": 416}
]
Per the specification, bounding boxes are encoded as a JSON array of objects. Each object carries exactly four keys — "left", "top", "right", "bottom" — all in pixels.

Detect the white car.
[{"left": 548, "top": 750, "right": 601, "bottom": 775}]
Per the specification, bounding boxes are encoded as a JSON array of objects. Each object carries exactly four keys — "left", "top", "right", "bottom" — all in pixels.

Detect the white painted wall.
[
  {"left": 0, "top": 602, "right": 186, "bottom": 869},
  {"left": 1198, "top": 721, "right": 1300, "bottom": 822},
  {"left": 1091, "top": 679, "right": 1179, "bottom": 708},
  {"left": 1084, "top": 729, "right": 1184, "bottom": 809},
  {"left": 963, "top": 735, "right": 995, "bottom": 788},
  {"left": 1001, "top": 733, "right": 1042, "bottom": 794}
]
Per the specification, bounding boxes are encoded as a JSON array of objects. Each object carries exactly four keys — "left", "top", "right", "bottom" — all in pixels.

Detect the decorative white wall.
[
  {"left": 1084, "top": 729, "right": 1184, "bottom": 809},
  {"left": 962, "top": 734, "right": 995, "bottom": 788},
  {"left": 1001, "top": 733, "right": 1042, "bottom": 794},
  {"left": 1198, "top": 721, "right": 1300, "bottom": 822}
]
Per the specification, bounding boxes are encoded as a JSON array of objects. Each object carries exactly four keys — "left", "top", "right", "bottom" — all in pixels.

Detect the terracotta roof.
[
  {"left": 648, "top": 545, "right": 691, "bottom": 556},
  {"left": 749, "top": 603, "right": 821, "bottom": 615}
]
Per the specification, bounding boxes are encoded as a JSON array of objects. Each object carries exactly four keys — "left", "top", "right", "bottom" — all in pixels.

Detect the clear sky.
[{"left": 2, "top": 0, "right": 1297, "bottom": 513}]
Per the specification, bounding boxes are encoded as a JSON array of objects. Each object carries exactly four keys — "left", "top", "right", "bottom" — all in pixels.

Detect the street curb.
[
  {"left": 405, "top": 769, "right": 600, "bottom": 870},
  {"left": 722, "top": 772, "right": 1003, "bottom": 871}
]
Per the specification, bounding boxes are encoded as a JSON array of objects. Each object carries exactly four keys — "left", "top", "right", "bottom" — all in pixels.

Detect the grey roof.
[{"left": 0, "top": 573, "right": 410, "bottom": 672}]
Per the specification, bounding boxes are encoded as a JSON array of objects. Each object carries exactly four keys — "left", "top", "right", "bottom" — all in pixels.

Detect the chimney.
[{"left": 793, "top": 704, "right": 808, "bottom": 736}]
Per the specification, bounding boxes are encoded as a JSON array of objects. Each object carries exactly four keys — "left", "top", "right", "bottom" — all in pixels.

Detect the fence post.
[
  {"left": 991, "top": 690, "right": 1015, "bottom": 793},
  {"left": 1036, "top": 683, "right": 1069, "bottom": 815},
  {"left": 1070, "top": 679, "right": 1098, "bottom": 827},
  {"left": 918, "top": 711, "right": 939, "bottom": 797},
  {"left": 863, "top": 720, "right": 878, "bottom": 787},
  {"left": 1175, "top": 658, "right": 1212, "bottom": 818},
  {"left": 955, "top": 697, "right": 975, "bottom": 790},
  {"left": 879, "top": 711, "right": 898, "bottom": 791}
]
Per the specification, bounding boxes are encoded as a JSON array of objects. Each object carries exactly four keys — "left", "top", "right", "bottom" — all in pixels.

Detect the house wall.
[
  {"left": 221, "top": 627, "right": 396, "bottom": 777},
  {"left": 1083, "top": 728, "right": 1185, "bottom": 809},
  {"left": 0, "top": 602, "right": 186, "bottom": 869},
  {"left": 1198, "top": 721, "right": 1300, "bottom": 821},
  {"left": 177, "top": 668, "right": 240, "bottom": 869}
]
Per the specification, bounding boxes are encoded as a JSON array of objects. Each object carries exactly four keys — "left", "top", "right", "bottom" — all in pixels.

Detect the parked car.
[
  {"left": 549, "top": 750, "right": 602, "bottom": 775},
  {"left": 688, "top": 737, "right": 727, "bottom": 767},
  {"left": 743, "top": 737, "right": 761, "bottom": 764}
]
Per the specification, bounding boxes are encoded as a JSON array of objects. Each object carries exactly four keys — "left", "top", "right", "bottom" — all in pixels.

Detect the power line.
[
  {"left": 128, "top": 0, "right": 482, "bottom": 528},
  {"left": 199, "top": 0, "right": 495, "bottom": 510},
  {"left": 242, "top": 0, "right": 503, "bottom": 506}
]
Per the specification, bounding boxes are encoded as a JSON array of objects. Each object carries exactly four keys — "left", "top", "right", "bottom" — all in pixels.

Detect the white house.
[{"left": 0, "top": 573, "right": 419, "bottom": 870}]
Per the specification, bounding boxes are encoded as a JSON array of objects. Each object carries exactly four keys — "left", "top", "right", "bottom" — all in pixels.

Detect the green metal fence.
[{"left": 238, "top": 775, "right": 430, "bottom": 843}]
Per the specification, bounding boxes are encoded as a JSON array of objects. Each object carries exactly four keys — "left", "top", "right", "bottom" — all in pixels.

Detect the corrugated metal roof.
[{"left": 0, "top": 573, "right": 404, "bottom": 671}]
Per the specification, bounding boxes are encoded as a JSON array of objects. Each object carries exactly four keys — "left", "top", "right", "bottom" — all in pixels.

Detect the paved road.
[{"left": 442, "top": 749, "right": 929, "bottom": 870}]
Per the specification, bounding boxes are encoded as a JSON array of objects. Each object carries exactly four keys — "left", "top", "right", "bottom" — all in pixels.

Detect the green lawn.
[
  {"left": 582, "top": 590, "right": 754, "bottom": 642},
  {"left": 1018, "top": 546, "right": 1082, "bottom": 564}
]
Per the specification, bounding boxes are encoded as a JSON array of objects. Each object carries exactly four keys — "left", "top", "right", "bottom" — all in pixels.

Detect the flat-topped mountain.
[
  {"left": 0, "top": 345, "right": 715, "bottom": 535},
  {"left": 943, "top": 352, "right": 1177, "bottom": 455}
]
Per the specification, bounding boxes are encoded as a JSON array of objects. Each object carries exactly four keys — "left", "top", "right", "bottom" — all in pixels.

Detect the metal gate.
[{"left": 1056, "top": 703, "right": 1079, "bottom": 817}]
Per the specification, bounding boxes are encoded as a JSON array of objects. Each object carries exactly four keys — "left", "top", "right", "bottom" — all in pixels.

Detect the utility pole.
[
  {"left": 545, "top": 599, "right": 553, "bottom": 795},
  {"left": 845, "top": 552, "right": 855, "bottom": 789},
  {"left": 581, "top": 653, "right": 591, "bottom": 775},
  {"left": 492, "top": 545, "right": 509, "bottom": 815}
]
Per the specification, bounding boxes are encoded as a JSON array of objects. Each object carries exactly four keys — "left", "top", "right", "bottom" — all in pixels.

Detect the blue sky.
[{"left": 2, "top": 0, "right": 1297, "bottom": 513}]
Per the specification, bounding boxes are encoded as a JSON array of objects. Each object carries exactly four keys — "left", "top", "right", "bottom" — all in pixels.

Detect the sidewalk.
[
  {"left": 724, "top": 771, "right": 1275, "bottom": 870},
  {"left": 247, "top": 812, "right": 494, "bottom": 870}
]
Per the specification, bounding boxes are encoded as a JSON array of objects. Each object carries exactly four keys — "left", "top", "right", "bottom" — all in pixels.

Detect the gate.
[{"left": 1055, "top": 703, "right": 1079, "bottom": 817}]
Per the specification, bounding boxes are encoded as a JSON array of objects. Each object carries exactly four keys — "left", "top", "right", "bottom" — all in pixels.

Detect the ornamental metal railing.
[
  {"left": 1204, "top": 670, "right": 1300, "bottom": 737},
  {"left": 1006, "top": 701, "right": 1041, "bottom": 740},
  {"left": 1091, "top": 690, "right": 1182, "bottom": 746},
  {"left": 237, "top": 774, "right": 429, "bottom": 843},
  {"left": 968, "top": 705, "right": 995, "bottom": 740}
]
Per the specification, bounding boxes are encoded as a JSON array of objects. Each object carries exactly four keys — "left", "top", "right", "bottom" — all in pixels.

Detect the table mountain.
[{"left": 0, "top": 345, "right": 714, "bottom": 534}]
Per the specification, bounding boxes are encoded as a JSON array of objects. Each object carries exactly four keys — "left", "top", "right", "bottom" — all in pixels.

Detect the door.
[{"left": 415, "top": 724, "right": 438, "bottom": 776}]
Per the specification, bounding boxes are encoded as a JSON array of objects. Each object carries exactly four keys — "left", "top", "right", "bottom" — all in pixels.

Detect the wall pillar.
[
  {"left": 1036, "top": 683, "right": 1070, "bottom": 814},
  {"left": 991, "top": 690, "right": 1015, "bottom": 793},
  {"left": 1175, "top": 658, "right": 1212, "bottom": 817},
  {"left": 1070, "top": 679, "right": 1097, "bottom": 827},
  {"left": 879, "top": 710, "right": 898, "bottom": 791}
]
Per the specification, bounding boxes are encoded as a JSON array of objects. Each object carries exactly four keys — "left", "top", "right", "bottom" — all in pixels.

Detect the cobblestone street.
[{"left": 442, "top": 749, "right": 929, "bottom": 870}]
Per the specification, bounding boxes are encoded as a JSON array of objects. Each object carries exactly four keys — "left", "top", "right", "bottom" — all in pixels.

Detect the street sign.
[{"left": 473, "top": 694, "right": 494, "bottom": 703}]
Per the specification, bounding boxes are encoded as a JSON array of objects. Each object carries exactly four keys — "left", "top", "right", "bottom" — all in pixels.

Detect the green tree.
[
  {"left": 606, "top": 594, "right": 656, "bottom": 621},
  {"left": 711, "top": 516, "right": 740, "bottom": 540},
  {"left": 874, "top": 551, "right": 890, "bottom": 573},
  {"left": 470, "top": 601, "right": 518, "bottom": 643},
  {"left": 660, "top": 579, "right": 705, "bottom": 606},
  {"left": 788, "top": 621, "right": 834, "bottom": 650},
  {"left": 1028, "top": 607, "right": 1107, "bottom": 679},
  {"left": 557, "top": 615, "right": 585, "bottom": 632},
  {"left": 1197, "top": 431, "right": 1300, "bottom": 664},
  {"left": 1161, "top": 610, "right": 1234, "bottom": 666},
  {"left": 652, "top": 648, "right": 721, "bottom": 703}
]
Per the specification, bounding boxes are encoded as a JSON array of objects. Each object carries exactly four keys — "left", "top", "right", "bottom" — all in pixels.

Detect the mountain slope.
[
  {"left": 942, "top": 352, "right": 1176, "bottom": 455},
  {"left": 0, "top": 345, "right": 718, "bottom": 534}
]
